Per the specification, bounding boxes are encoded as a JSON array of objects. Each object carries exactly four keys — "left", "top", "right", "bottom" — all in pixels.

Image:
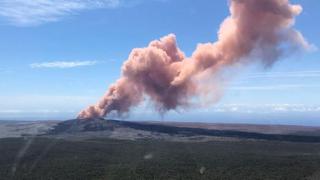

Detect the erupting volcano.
[{"left": 78, "top": 0, "right": 311, "bottom": 120}]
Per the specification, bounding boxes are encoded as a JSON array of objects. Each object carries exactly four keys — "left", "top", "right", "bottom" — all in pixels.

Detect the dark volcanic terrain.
[
  {"left": 43, "top": 118, "right": 320, "bottom": 143},
  {"left": 2, "top": 119, "right": 320, "bottom": 142},
  {"left": 2, "top": 119, "right": 320, "bottom": 180}
]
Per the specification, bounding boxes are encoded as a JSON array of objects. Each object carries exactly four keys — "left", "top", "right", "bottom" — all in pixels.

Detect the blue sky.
[{"left": 0, "top": 0, "right": 319, "bottom": 125}]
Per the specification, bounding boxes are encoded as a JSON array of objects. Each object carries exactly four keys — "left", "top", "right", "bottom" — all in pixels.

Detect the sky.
[{"left": 0, "top": 0, "right": 319, "bottom": 125}]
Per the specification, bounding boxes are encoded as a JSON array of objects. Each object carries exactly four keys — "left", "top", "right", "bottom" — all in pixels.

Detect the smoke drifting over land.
[{"left": 78, "top": 0, "right": 311, "bottom": 119}]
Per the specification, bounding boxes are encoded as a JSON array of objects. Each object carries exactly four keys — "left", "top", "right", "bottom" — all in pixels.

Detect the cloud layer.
[
  {"left": 0, "top": 0, "right": 121, "bottom": 26},
  {"left": 211, "top": 104, "right": 320, "bottom": 114},
  {"left": 30, "top": 61, "right": 97, "bottom": 69}
]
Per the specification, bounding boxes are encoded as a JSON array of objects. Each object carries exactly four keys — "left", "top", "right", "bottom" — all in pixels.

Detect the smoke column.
[{"left": 78, "top": 0, "right": 311, "bottom": 119}]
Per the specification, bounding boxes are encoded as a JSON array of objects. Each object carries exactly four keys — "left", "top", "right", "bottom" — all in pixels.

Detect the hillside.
[{"left": 46, "top": 118, "right": 320, "bottom": 143}]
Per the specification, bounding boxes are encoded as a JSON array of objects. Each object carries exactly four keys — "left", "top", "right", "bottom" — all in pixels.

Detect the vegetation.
[{"left": 1, "top": 137, "right": 320, "bottom": 180}]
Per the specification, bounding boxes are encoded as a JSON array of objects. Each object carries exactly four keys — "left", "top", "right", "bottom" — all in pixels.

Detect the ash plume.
[{"left": 78, "top": 0, "right": 311, "bottom": 119}]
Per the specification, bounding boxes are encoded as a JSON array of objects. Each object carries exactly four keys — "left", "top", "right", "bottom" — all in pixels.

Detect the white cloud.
[
  {"left": 228, "top": 70, "right": 320, "bottom": 91},
  {"left": 30, "top": 61, "right": 98, "bottom": 69},
  {"left": 0, "top": 109, "right": 64, "bottom": 114},
  {"left": 245, "top": 70, "right": 320, "bottom": 79},
  {"left": 0, "top": 95, "right": 97, "bottom": 119},
  {"left": 229, "top": 84, "right": 320, "bottom": 91},
  {"left": 212, "top": 104, "right": 320, "bottom": 114},
  {"left": 0, "top": 109, "right": 24, "bottom": 114},
  {"left": 0, "top": 0, "right": 121, "bottom": 26},
  {"left": 0, "top": 68, "right": 13, "bottom": 74}
]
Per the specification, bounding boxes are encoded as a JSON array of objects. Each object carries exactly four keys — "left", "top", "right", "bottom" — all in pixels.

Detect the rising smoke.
[{"left": 78, "top": 0, "right": 311, "bottom": 119}]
